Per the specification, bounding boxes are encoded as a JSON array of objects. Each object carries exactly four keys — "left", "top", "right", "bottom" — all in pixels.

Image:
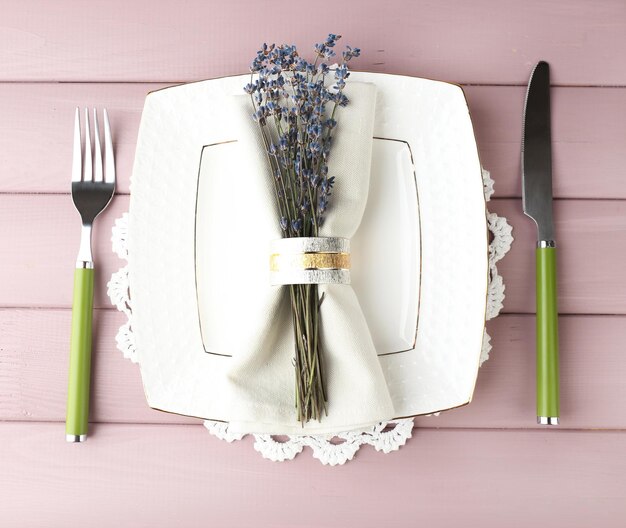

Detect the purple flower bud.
[
  {"left": 314, "top": 43, "right": 326, "bottom": 56},
  {"left": 335, "top": 93, "right": 349, "bottom": 107},
  {"left": 325, "top": 34, "right": 341, "bottom": 47},
  {"left": 307, "top": 123, "right": 322, "bottom": 138},
  {"left": 291, "top": 218, "right": 303, "bottom": 232},
  {"left": 252, "top": 108, "right": 266, "bottom": 126},
  {"left": 318, "top": 195, "right": 328, "bottom": 213}
]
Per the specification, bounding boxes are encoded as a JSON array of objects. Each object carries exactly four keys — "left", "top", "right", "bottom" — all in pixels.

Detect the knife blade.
[{"left": 522, "top": 60, "right": 560, "bottom": 426}]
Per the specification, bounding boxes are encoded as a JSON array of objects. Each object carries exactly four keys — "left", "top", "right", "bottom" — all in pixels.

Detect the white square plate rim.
[{"left": 128, "top": 71, "right": 488, "bottom": 425}]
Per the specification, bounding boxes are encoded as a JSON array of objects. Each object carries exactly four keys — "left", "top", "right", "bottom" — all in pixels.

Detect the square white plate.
[{"left": 128, "top": 72, "right": 488, "bottom": 423}]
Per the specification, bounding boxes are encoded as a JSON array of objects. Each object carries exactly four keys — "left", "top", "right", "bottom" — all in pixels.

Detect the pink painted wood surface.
[
  {"left": 490, "top": 199, "right": 626, "bottom": 314},
  {"left": 0, "top": 0, "right": 624, "bottom": 85},
  {"left": 0, "top": 194, "right": 127, "bottom": 308},
  {"left": 2, "top": 196, "right": 625, "bottom": 314},
  {"left": 1, "top": 83, "right": 625, "bottom": 199},
  {"left": 2, "top": 423, "right": 625, "bottom": 528},
  {"left": 1, "top": 1, "right": 625, "bottom": 523},
  {"left": 0, "top": 83, "right": 150, "bottom": 195},
  {"left": 2, "top": 310, "right": 625, "bottom": 430},
  {"left": 0, "top": 309, "right": 193, "bottom": 425},
  {"left": 468, "top": 85, "right": 626, "bottom": 199}
]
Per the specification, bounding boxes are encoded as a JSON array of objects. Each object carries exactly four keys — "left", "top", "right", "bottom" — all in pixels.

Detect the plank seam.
[
  {"left": 4, "top": 192, "right": 626, "bottom": 202},
  {"left": 0, "top": 420, "right": 624, "bottom": 432},
  {"left": 0, "top": 80, "right": 625, "bottom": 89},
  {"left": 3, "top": 307, "right": 626, "bottom": 317}
]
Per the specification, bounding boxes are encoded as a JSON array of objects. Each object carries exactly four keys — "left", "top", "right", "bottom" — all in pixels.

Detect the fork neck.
[{"left": 76, "top": 223, "right": 94, "bottom": 269}]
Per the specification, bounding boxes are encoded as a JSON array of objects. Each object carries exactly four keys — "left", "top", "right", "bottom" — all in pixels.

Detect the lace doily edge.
[{"left": 106, "top": 168, "right": 513, "bottom": 464}]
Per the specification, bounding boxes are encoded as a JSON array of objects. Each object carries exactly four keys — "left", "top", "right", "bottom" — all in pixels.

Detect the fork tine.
[
  {"left": 83, "top": 108, "right": 93, "bottom": 182},
  {"left": 72, "top": 107, "right": 82, "bottom": 182},
  {"left": 103, "top": 108, "right": 115, "bottom": 185},
  {"left": 93, "top": 109, "right": 103, "bottom": 182}
]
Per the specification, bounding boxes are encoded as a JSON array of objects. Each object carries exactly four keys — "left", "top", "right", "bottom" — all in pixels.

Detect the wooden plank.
[
  {"left": 0, "top": 194, "right": 128, "bottom": 309},
  {"left": 465, "top": 85, "right": 626, "bottom": 199},
  {"left": 0, "top": 308, "right": 196, "bottom": 425},
  {"left": 1, "top": 83, "right": 625, "bottom": 199},
  {"left": 489, "top": 199, "right": 626, "bottom": 315},
  {"left": 1, "top": 423, "right": 625, "bottom": 527},
  {"left": 2, "top": 309, "right": 625, "bottom": 430},
  {"left": 417, "top": 314, "right": 626, "bottom": 429},
  {"left": 0, "top": 1, "right": 624, "bottom": 85},
  {"left": 2, "top": 195, "right": 625, "bottom": 313},
  {"left": 0, "top": 83, "right": 154, "bottom": 195}
]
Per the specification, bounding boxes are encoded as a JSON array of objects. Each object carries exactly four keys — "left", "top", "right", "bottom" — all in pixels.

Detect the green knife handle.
[
  {"left": 536, "top": 246, "right": 560, "bottom": 422},
  {"left": 66, "top": 267, "right": 95, "bottom": 441}
]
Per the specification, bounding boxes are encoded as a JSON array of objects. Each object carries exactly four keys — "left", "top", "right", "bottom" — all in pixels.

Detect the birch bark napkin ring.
[{"left": 269, "top": 237, "right": 351, "bottom": 286}]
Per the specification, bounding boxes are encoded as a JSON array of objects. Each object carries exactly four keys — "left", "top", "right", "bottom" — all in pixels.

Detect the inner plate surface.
[{"left": 196, "top": 138, "right": 420, "bottom": 357}]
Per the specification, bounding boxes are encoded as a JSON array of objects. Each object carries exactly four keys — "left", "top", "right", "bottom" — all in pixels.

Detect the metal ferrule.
[
  {"left": 538, "top": 240, "right": 556, "bottom": 249},
  {"left": 537, "top": 416, "right": 559, "bottom": 425},
  {"left": 66, "top": 434, "right": 87, "bottom": 442},
  {"left": 76, "top": 224, "right": 94, "bottom": 269}
]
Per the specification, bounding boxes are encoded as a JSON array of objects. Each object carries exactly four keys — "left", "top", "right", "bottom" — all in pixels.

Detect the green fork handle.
[
  {"left": 66, "top": 267, "right": 95, "bottom": 441},
  {"left": 536, "top": 246, "right": 560, "bottom": 423}
]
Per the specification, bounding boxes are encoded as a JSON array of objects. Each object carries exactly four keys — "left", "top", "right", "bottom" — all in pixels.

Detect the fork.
[{"left": 66, "top": 108, "right": 115, "bottom": 442}]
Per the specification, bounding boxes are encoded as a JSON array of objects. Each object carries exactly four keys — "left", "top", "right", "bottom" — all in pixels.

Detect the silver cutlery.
[
  {"left": 522, "top": 61, "right": 560, "bottom": 425},
  {"left": 66, "top": 108, "right": 116, "bottom": 442}
]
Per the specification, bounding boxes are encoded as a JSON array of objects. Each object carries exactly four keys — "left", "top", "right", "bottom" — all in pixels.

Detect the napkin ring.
[{"left": 270, "top": 237, "right": 350, "bottom": 285}]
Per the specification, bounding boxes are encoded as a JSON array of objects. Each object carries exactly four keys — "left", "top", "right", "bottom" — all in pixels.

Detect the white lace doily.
[{"left": 108, "top": 168, "right": 513, "bottom": 465}]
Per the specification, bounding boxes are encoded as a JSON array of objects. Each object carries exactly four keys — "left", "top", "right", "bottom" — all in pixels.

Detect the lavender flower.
[
  {"left": 342, "top": 46, "right": 361, "bottom": 61},
  {"left": 291, "top": 218, "right": 303, "bottom": 232},
  {"left": 245, "top": 34, "right": 360, "bottom": 424},
  {"left": 325, "top": 34, "right": 341, "bottom": 47}
]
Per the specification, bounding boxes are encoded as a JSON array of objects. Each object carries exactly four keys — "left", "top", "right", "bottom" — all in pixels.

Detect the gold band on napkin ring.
[
  {"left": 270, "top": 251, "right": 351, "bottom": 271},
  {"left": 269, "top": 237, "right": 351, "bottom": 285}
]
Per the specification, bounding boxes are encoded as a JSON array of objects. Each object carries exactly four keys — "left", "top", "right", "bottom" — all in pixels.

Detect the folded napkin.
[{"left": 200, "top": 82, "right": 394, "bottom": 434}]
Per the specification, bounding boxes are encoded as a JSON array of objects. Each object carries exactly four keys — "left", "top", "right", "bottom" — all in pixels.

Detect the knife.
[{"left": 522, "top": 61, "right": 559, "bottom": 426}]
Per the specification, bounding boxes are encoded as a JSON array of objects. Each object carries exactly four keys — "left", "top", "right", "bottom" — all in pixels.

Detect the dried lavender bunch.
[{"left": 245, "top": 34, "right": 360, "bottom": 424}]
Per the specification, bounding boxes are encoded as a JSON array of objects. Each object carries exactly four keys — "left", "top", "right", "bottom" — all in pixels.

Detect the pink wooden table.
[{"left": 2, "top": 1, "right": 626, "bottom": 526}]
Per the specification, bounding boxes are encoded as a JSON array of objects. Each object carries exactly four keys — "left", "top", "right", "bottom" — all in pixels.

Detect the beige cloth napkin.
[{"left": 202, "top": 82, "right": 394, "bottom": 434}]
